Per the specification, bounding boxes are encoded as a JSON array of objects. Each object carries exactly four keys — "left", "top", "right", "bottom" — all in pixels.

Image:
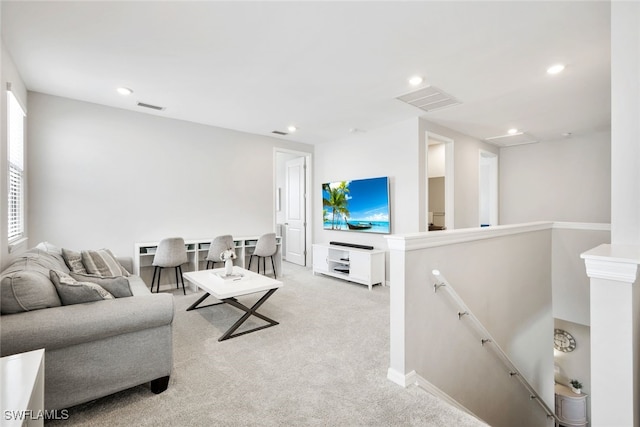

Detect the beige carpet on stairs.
[{"left": 46, "top": 262, "right": 486, "bottom": 426}]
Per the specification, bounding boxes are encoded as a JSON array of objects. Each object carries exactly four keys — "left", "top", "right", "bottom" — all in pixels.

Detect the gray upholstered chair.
[
  {"left": 151, "top": 237, "right": 189, "bottom": 295},
  {"left": 248, "top": 233, "right": 278, "bottom": 278},
  {"left": 205, "top": 235, "right": 234, "bottom": 269}
]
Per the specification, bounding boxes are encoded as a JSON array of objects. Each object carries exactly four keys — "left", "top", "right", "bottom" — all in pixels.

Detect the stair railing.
[{"left": 431, "top": 269, "right": 558, "bottom": 423}]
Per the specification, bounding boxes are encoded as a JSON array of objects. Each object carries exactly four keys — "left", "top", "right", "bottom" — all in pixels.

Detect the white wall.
[
  {"left": 419, "top": 119, "right": 500, "bottom": 230},
  {"left": 610, "top": 0, "right": 640, "bottom": 246},
  {"left": 314, "top": 118, "right": 420, "bottom": 250},
  {"left": 552, "top": 225, "right": 610, "bottom": 326},
  {"left": 26, "top": 92, "right": 313, "bottom": 259},
  {"left": 427, "top": 142, "right": 445, "bottom": 178},
  {"left": 500, "top": 132, "right": 611, "bottom": 225},
  {"left": 1, "top": 40, "right": 28, "bottom": 269}
]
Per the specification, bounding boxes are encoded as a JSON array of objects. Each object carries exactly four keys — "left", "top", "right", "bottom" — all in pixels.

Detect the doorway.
[
  {"left": 274, "top": 149, "right": 312, "bottom": 267},
  {"left": 425, "top": 133, "right": 454, "bottom": 231},
  {"left": 479, "top": 150, "right": 498, "bottom": 227}
]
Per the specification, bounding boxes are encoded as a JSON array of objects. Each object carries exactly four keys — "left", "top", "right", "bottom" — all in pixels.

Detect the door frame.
[
  {"left": 273, "top": 148, "right": 313, "bottom": 267},
  {"left": 425, "top": 132, "right": 455, "bottom": 231}
]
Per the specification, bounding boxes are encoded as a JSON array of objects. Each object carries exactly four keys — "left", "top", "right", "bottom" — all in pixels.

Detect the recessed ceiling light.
[
  {"left": 408, "top": 76, "right": 424, "bottom": 86},
  {"left": 117, "top": 87, "right": 133, "bottom": 96},
  {"left": 546, "top": 64, "right": 565, "bottom": 75},
  {"left": 508, "top": 128, "right": 519, "bottom": 135},
  {"left": 287, "top": 125, "right": 297, "bottom": 133}
]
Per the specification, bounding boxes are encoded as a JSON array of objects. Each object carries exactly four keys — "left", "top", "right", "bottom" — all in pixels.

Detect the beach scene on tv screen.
[{"left": 322, "top": 176, "right": 390, "bottom": 234}]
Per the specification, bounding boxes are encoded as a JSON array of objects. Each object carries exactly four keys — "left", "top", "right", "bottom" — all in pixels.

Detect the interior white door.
[{"left": 285, "top": 157, "right": 306, "bottom": 266}]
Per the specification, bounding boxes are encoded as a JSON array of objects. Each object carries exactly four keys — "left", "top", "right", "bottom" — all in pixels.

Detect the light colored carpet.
[{"left": 46, "top": 263, "right": 486, "bottom": 426}]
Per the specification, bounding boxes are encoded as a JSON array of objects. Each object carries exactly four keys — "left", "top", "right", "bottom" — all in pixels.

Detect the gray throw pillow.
[
  {"left": 0, "top": 270, "right": 62, "bottom": 314},
  {"left": 69, "top": 272, "right": 132, "bottom": 298},
  {"left": 62, "top": 248, "right": 88, "bottom": 274},
  {"left": 50, "top": 270, "right": 114, "bottom": 305},
  {"left": 81, "top": 249, "right": 130, "bottom": 277}
]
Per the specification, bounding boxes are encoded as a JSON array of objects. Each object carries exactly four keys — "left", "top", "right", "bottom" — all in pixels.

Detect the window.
[{"left": 7, "top": 87, "right": 25, "bottom": 243}]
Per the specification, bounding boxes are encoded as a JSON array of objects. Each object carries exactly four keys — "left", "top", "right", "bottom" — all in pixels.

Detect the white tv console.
[{"left": 312, "top": 243, "right": 385, "bottom": 290}]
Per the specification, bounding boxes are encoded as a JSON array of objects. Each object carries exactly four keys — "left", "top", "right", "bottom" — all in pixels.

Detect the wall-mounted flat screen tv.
[{"left": 322, "top": 176, "right": 390, "bottom": 234}]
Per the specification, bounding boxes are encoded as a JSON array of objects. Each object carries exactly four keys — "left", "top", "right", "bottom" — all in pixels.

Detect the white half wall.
[
  {"left": 26, "top": 92, "right": 313, "bottom": 258},
  {"left": 500, "top": 131, "right": 611, "bottom": 225},
  {"left": 387, "top": 223, "right": 554, "bottom": 427}
]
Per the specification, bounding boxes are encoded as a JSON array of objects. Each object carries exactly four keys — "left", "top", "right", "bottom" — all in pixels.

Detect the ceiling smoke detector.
[
  {"left": 396, "top": 85, "right": 461, "bottom": 113},
  {"left": 484, "top": 132, "right": 538, "bottom": 147}
]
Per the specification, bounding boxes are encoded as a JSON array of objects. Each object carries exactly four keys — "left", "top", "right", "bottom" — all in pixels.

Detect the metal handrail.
[{"left": 431, "top": 269, "right": 558, "bottom": 423}]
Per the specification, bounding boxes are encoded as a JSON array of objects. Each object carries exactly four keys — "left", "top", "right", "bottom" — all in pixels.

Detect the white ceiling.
[{"left": 1, "top": 1, "right": 611, "bottom": 145}]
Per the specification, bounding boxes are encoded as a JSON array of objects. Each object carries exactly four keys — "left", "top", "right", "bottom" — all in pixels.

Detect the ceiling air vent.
[
  {"left": 137, "top": 102, "right": 165, "bottom": 111},
  {"left": 484, "top": 132, "right": 538, "bottom": 147},
  {"left": 396, "top": 85, "right": 461, "bottom": 113},
  {"left": 272, "top": 130, "right": 288, "bottom": 136}
]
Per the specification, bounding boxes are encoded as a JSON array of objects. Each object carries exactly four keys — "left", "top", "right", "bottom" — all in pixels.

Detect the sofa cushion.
[
  {"left": 69, "top": 273, "right": 132, "bottom": 298},
  {"left": 2, "top": 249, "right": 69, "bottom": 276},
  {"left": 0, "top": 270, "right": 63, "bottom": 314},
  {"left": 81, "top": 249, "right": 130, "bottom": 277},
  {"left": 0, "top": 248, "right": 68, "bottom": 314},
  {"left": 62, "top": 248, "right": 88, "bottom": 274},
  {"left": 50, "top": 270, "right": 114, "bottom": 305}
]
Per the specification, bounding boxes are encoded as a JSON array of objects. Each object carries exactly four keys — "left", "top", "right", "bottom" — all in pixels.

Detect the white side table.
[
  {"left": 555, "top": 383, "right": 588, "bottom": 427},
  {"left": 1, "top": 349, "right": 45, "bottom": 427}
]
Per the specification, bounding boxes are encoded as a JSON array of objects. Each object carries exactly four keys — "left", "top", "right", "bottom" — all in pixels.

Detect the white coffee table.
[{"left": 183, "top": 266, "right": 282, "bottom": 341}]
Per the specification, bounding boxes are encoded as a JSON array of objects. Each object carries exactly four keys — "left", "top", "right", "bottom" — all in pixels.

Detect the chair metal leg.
[
  {"left": 262, "top": 257, "right": 266, "bottom": 275},
  {"left": 175, "top": 267, "right": 179, "bottom": 289},
  {"left": 156, "top": 268, "right": 162, "bottom": 293},
  {"left": 151, "top": 266, "right": 158, "bottom": 292},
  {"left": 248, "top": 255, "right": 254, "bottom": 272},
  {"left": 178, "top": 265, "right": 186, "bottom": 295},
  {"left": 270, "top": 255, "right": 276, "bottom": 278},
  {"left": 206, "top": 260, "right": 211, "bottom": 269}
]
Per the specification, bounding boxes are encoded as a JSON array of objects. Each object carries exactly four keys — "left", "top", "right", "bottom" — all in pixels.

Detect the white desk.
[
  {"left": 1, "top": 349, "right": 45, "bottom": 427},
  {"left": 134, "top": 235, "right": 282, "bottom": 291}
]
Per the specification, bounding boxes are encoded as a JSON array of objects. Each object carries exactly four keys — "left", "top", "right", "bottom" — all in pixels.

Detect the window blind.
[{"left": 8, "top": 89, "right": 25, "bottom": 242}]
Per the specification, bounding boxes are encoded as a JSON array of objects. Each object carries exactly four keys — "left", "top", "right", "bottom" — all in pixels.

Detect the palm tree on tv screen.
[{"left": 323, "top": 182, "right": 350, "bottom": 229}]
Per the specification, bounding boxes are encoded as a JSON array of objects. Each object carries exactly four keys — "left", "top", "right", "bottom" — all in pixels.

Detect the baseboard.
[
  {"left": 387, "top": 368, "right": 414, "bottom": 387},
  {"left": 387, "top": 369, "right": 486, "bottom": 424},
  {"left": 411, "top": 372, "right": 487, "bottom": 424}
]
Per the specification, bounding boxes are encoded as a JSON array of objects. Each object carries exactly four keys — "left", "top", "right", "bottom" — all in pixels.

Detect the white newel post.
[
  {"left": 386, "top": 235, "right": 408, "bottom": 386},
  {"left": 581, "top": 244, "right": 640, "bottom": 427}
]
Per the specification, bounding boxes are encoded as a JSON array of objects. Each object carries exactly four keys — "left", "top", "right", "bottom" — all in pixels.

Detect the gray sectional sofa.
[{"left": 0, "top": 245, "right": 174, "bottom": 410}]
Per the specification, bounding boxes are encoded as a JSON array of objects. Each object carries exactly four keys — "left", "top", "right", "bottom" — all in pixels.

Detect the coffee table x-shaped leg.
[{"left": 187, "top": 289, "right": 279, "bottom": 341}]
